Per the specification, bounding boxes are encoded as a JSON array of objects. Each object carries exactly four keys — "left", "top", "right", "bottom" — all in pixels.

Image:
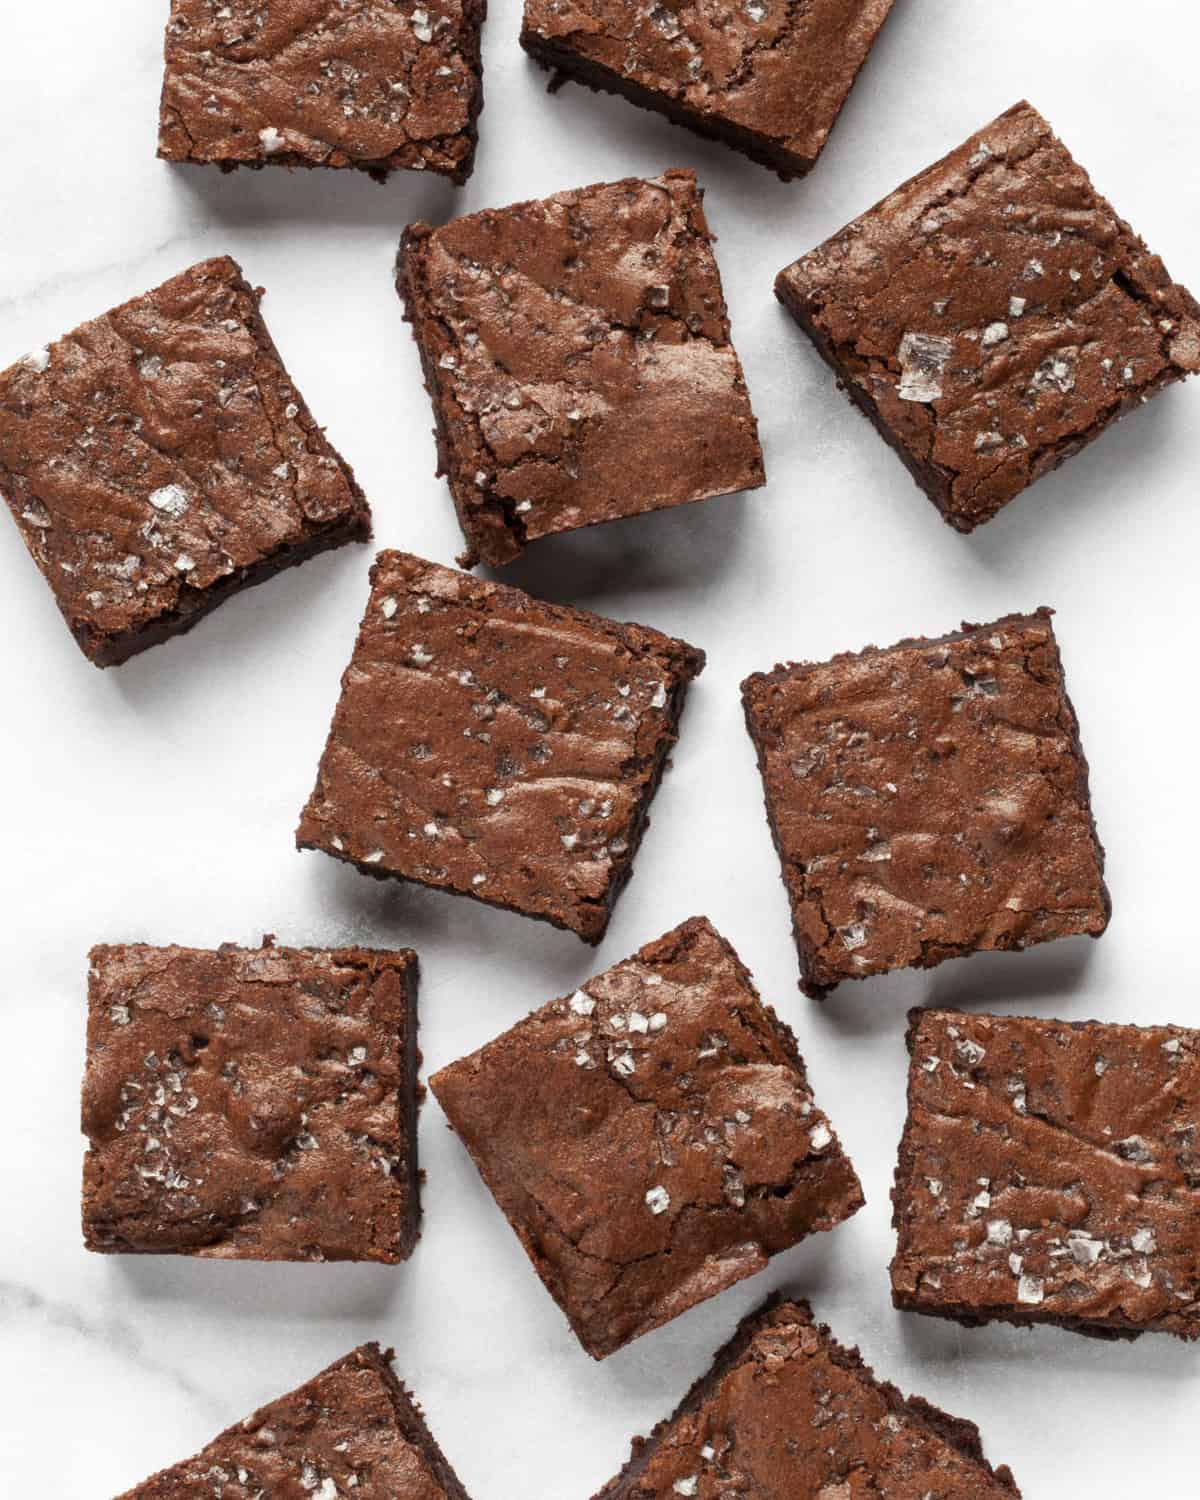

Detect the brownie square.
[
  {"left": 592, "top": 1295, "right": 1021, "bottom": 1498},
  {"left": 0, "top": 256, "right": 371, "bottom": 667},
  {"left": 116, "top": 1344, "right": 474, "bottom": 1499},
  {"left": 296, "top": 551, "right": 705, "bottom": 943},
  {"left": 775, "top": 101, "right": 1200, "bottom": 531},
  {"left": 82, "top": 940, "right": 420, "bottom": 1263},
  {"left": 892, "top": 1007, "right": 1200, "bottom": 1342},
  {"left": 396, "top": 168, "right": 765, "bottom": 566},
  {"left": 158, "top": 0, "right": 486, "bottom": 184},
  {"left": 430, "top": 918, "right": 863, "bottom": 1359},
  {"left": 521, "top": 0, "right": 895, "bottom": 182},
  {"left": 741, "top": 608, "right": 1110, "bottom": 997}
]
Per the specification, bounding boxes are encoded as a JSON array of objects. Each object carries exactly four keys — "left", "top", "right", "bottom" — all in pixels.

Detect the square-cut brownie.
[
  {"left": 776, "top": 101, "right": 1200, "bottom": 531},
  {"left": 158, "top": 0, "right": 486, "bottom": 183},
  {"left": 892, "top": 1007, "right": 1200, "bottom": 1342},
  {"left": 296, "top": 551, "right": 705, "bottom": 943},
  {"left": 430, "top": 918, "right": 863, "bottom": 1359},
  {"left": 592, "top": 1296, "right": 1021, "bottom": 1497},
  {"left": 116, "top": 1344, "right": 473, "bottom": 1499},
  {"left": 0, "top": 256, "right": 371, "bottom": 667},
  {"left": 522, "top": 0, "right": 895, "bottom": 181},
  {"left": 82, "top": 940, "right": 420, "bottom": 1263},
  {"left": 741, "top": 608, "right": 1110, "bottom": 997},
  {"left": 396, "top": 169, "right": 765, "bottom": 566}
]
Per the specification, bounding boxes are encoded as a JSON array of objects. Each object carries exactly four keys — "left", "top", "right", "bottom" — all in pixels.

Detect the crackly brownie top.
[
  {"left": 777, "top": 100, "right": 1200, "bottom": 528},
  {"left": 83, "top": 942, "right": 417, "bottom": 1263},
  {"left": 431, "top": 919, "right": 862, "bottom": 1358},
  {"left": 117, "top": 1345, "right": 464, "bottom": 1500},
  {"left": 522, "top": 0, "right": 894, "bottom": 169},
  {"left": 596, "top": 1298, "right": 1018, "bottom": 1498},
  {"left": 742, "top": 610, "right": 1109, "bottom": 995},
  {"left": 297, "top": 551, "right": 705, "bottom": 942},
  {"left": 398, "top": 169, "right": 763, "bottom": 565},
  {"left": 892, "top": 1008, "right": 1200, "bottom": 1338},
  {"left": 0, "top": 256, "right": 368, "bottom": 658},
  {"left": 159, "top": 0, "right": 484, "bottom": 180}
]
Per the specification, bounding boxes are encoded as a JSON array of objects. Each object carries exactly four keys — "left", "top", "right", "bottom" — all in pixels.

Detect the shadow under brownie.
[
  {"left": 83, "top": 940, "right": 420, "bottom": 1263},
  {"left": 431, "top": 917, "right": 863, "bottom": 1358}
]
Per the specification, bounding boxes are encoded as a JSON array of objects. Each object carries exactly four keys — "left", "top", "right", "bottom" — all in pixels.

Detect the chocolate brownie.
[
  {"left": 591, "top": 1295, "right": 1021, "bottom": 1498},
  {"left": 296, "top": 551, "right": 704, "bottom": 943},
  {"left": 115, "top": 1343, "right": 473, "bottom": 1499},
  {"left": 776, "top": 101, "right": 1200, "bottom": 531},
  {"left": 0, "top": 256, "right": 371, "bottom": 667},
  {"left": 741, "top": 608, "right": 1110, "bottom": 997},
  {"left": 396, "top": 169, "right": 764, "bottom": 566},
  {"left": 521, "top": 0, "right": 895, "bottom": 181},
  {"left": 158, "top": 0, "right": 486, "bottom": 184},
  {"left": 892, "top": 1007, "right": 1200, "bottom": 1342},
  {"left": 430, "top": 918, "right": 863, "bottom": 1359},
  {"left": 82, "top": 940, "right": 420, "bottom": 1263}
]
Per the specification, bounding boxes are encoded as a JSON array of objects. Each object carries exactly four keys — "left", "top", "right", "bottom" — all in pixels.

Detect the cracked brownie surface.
[
  {"left": 741, "top": 609, "right": 1110, "bottom": 997},
  {"left": 158, "top": 0, "right": 486, "bottom": 183},
  {"left": 430, "top": 918, "right": 863, "bottom": 1359},
  {"left": 296, "top": 552, "right": 705, "bottom": 942},
  {"left": 591, "top": 1295, "right": 1020, "bottom": 1497},
  {"left": 776, "top": 100, "right": 1200, "bottom": 530},
  {"left": 83, "top": 941, "right": 420, "bottom": 1263},
  {"left": 396, "top": 169, "right": 764, "bottom": 566},
  {"left": 116, "top": 1344, "right": 474, "bottom": 1499},
  {"left": 892, "top": 1008, "right": 1200, "bottom": 1342},
  {"left": 0, "top": 255, "right": 370, "bottom": 666},
  {"left": 521, "top": 0, "right": 895, "bottom": 181}
]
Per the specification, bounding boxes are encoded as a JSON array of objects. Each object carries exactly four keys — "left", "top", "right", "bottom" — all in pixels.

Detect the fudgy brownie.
[
  {"left": 0, "top": 256, "right": 371, "bottom": 667},
  {"left": 591, "top": 1295, "right": 1021, "bottom": 1497},
  {"left": 892, "top": 1007, "right": 1200, "bottom": 1342},
  {"left": 741, "top": 609, "right": 1110, "bottom": 997},
  {"left": 159, "top": 0, "right": 486, "bottom": 184},
  {"left": 430, "top": 918, "right": 863, "bottom": 1359},
  {"left": 522, "top": 0, "right": 895, "bottom": 181},
  {"left": 776, "top": 101, "right": 1200, "bottom": 530},
  {"left": 82, "top": 940, "right": 420, "bottom": 1263},
  {"left": 115, "top": 1343, "right": 474, "bottom": 1499},
  {"left": 396, "top": 169, "right": 764, "bottom": 566},
  {"left": 297, "top": 551, "right": 705, "bottom": 943}
]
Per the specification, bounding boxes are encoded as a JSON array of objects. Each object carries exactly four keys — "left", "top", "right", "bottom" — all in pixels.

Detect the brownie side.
[
  {"left": 891, "top": 1007, "right": 1200, "bottom": 1342},
  {"left": 82, "top": 941, "right": 421, "bottom": 1263},
  {"left": 591, "top": 1296, "right": 1020, "bottom": 1499},
  {"left": 158, "top": 0, "right": 487, "bottom": 185},
  {"left": 0, "top": 255, "right": 371, "bottom": 667},
  {"left": 775, "top": 100, "right": 1200, "bottom": 531},
  {"left": 395, "top": 169, "right": 765, "bottom": 567},
  {"left": 115, "top": 1344, "right": 473, "bottom": 1499},
  {"left": 741, "top": 609, "right": 1110, "bottom": 996},
  {"left": 431, "top": 917, "right": 863, "bottom": 1359},
  {"left": 521, "top": 0, "right": 895, "bottom": 182},
  {"left": 296, "top": 551, "right": 705, "bottom": 944}
]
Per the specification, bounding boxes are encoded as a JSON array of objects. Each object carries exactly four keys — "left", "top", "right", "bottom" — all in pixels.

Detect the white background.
[{"left": 1, "top": 2, "right": 1197, "bottom": 1495}]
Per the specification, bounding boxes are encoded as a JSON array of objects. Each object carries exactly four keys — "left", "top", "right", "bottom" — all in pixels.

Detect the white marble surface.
[{"left": 1, "top": 2, "right": 1198, "bottom": 1495}]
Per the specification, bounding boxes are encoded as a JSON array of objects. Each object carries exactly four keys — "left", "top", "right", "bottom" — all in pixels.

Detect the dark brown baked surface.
[
  {"left": 158, "top": 0, "right": 486, "bottom": 184},
  {"left": 776, "top": 100, "right": 1200, "bottom": 530},
  {"left": 892, "top": 1007, "right": 1200, "bottom": 1342},
  {"left": 396, "top": 168, "right": 764, "bottom": 566},
  {"left": 82, "top": 940, "right": 420, "bottom": 1263},
  {"left": 114, "top": 1343, "right": 473, "bottom": 1499},
  {"left": 0, "top": 255, "right": 371, "bottom": 667},
  {"left": 591, "top": 1295, "right": 1021, "bottom": 1497},
  {"left": 296, "top": 550, "right": 705, "bottom": 943},
  {"left": 741, "top": 608, "right": 1110, "bottom": 996},
  {"left": 521, "top": 0, "right": 894, "bottom": 181},
  {"left": 430, "top": 917, "right": 863, "bottom": 1359}
]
